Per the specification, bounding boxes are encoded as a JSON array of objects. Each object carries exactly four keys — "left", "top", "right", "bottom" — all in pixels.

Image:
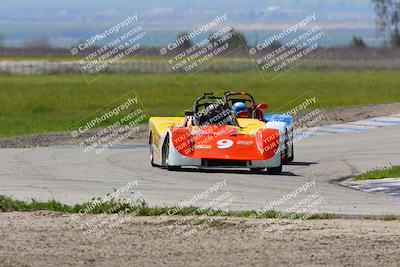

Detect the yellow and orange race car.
[{"left": 148, "top": 92, "right": 287, "bottom": 174}]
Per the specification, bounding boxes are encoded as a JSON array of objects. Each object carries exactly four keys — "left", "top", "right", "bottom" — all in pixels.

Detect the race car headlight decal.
[
  {"left": 256, "top": 129, "right": 279, "bottom": 158},
  {"left": 171, "top": 129, "right": 193, "bottom": 156}
]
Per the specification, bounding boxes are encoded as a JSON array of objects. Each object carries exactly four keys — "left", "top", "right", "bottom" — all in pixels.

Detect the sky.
[{"left": 0, "top": 0, "right": 381, "bottom": 47}]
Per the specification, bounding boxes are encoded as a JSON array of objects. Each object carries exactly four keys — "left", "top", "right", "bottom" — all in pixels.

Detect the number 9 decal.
[{"left": 216, "top": 139, "right": 233, "bottom": 149}]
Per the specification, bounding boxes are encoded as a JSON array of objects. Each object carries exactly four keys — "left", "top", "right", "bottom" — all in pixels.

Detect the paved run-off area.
[{"left": 1, "top": 124, "right": 400, "bottom": 216}]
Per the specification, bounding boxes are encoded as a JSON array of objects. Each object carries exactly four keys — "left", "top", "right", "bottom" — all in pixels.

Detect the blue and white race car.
[
  {"left": 264, "top": 113, "right": 294, "bottom": 163},
  {"left": 225, "top": 91, "right": 294, "bottom": 163}
]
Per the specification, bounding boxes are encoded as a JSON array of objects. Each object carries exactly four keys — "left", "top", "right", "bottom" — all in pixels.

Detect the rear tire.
[
  {"left": 267, "top": 165, "right": 282, "bottom": 175},
  {"left": 267, "top": 155, "right": 283, "bottom": 175},
  {"left": 287, "top": 148, "right": 294, "bottom": 163},
  {"left": 283, "top": 129, "right": 294, "bottom": 164}
]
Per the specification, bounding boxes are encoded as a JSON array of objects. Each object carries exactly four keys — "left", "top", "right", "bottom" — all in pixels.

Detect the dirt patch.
[
  {"left": 0, "top": 211, "right": 399, "bottom": 266},
  {"left": 318, "top": 103, "right": 400, "bottom": 125},
  {"left": 1, "top": 103, "right": 400, "bottom": 148},
  {"left": 0, "top": 125, "right": 149, "bottom": 148},
  {"left": 292, "top": 102, "right": 400, "bottom": 128}
]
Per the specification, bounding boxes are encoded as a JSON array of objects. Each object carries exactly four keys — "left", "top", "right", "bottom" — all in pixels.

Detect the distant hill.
[{"left": 0, "top": 0, "right": 380, "bottom": 47}]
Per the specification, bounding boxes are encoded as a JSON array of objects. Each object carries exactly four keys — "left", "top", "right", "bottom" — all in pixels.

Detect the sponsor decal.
[
  {"left": 237, "top": 140, "right": 253, "bottom": 145},
  {"left": 194, "top": 145, "right": 212, "bottom": 150}
]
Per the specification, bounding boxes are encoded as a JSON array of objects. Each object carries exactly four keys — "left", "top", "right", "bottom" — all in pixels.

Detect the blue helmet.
[{"left": 231, "top": 102, "right": 247, "bottom": 113}]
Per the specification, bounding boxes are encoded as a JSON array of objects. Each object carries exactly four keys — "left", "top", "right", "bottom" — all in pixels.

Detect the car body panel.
[{"left": 264, "top": 113, "right": 293, "bottom": 126}]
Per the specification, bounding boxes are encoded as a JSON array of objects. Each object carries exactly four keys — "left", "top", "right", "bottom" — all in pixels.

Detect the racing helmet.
[{"left": 231, "top": 102, "right": 247, "bottom": 113}]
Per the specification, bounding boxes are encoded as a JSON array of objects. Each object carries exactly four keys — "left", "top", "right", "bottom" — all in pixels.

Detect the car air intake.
[{"left": 202, "top": 159, "right": 248, "bottom": 168}]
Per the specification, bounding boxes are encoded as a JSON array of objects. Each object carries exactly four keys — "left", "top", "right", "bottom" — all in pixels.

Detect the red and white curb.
[{"left": 342, "top": 178, "right": 400, "bottom": 198}]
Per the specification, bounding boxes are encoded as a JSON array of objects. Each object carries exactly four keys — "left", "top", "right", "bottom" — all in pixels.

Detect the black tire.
[
  {"left": 163, "top": 136, "right": 181, "bottom": 171},
  {"left": 283, "top": 146, "right": 294, "bottom": 164},
  {"left": 149, "top": 132, "right": 160, "bottom": 167},
  {"left": 283, "top": 130, "right": 294, "bottom": 164},
  {"left": 287, "top": 147, "right": 294, "bottom": 163},
  {"left": 150, "top": 143, "right": 159, "bottom": 167},
  {"left": 267, "top": 155, "right": 283, "bottom": 175},
  {"left": 267, "top": 164, "right": 282, "bottom": 175}
]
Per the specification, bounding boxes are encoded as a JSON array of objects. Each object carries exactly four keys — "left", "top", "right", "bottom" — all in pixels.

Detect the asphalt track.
[{"left": 1, "top": 124, "right": 400, "bottom": 216}]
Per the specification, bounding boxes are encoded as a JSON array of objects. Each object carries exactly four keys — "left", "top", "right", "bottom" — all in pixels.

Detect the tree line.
[{"left": 174, "top": 0, "right": 400, "bottom": 50}]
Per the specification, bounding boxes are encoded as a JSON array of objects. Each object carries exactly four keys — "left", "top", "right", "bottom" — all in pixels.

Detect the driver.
[
  {"left": 231, "top": 102, "right": 248, "bottom": 118},
  {"left": 202, "top": 102, "right": 235, "bottom": 125}
]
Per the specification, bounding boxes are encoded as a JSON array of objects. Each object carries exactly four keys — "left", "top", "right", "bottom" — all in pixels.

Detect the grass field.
[
  {"left": 354, "top": 165, "right": 400, "bottom": 181},
  {"left": 2, "top": 55, "right": 400, "bottom": 71},
  {"left": 1, "top": 71, "right": 400, "bottom": 137}
]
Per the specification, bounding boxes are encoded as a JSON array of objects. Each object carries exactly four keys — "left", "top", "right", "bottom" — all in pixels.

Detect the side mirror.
[
  {"left": 257, "top": 103, "right": 268, "bottom": 110},
  {"left": 185, "top": 110, "right": 194, "bottom": 116}
]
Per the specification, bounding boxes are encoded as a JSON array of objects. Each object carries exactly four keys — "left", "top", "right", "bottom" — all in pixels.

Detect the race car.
[
  {"left": 223, "top": 91, "right": 294, "bottom": 163},
  {"left": 265, "top": 113, "right": 294, "bottom": 163},
  {"left": 148, "top": 92, "right": 287, "bottom": 174}
]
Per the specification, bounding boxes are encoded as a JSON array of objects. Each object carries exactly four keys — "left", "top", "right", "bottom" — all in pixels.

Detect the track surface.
[{"left": 1, "top": 125, "right": 400, "bottom": 216}]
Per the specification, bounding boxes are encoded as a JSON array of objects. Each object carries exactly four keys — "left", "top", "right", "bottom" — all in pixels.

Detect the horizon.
[{"left": 0, "top": 0, "right": 384, "bottom": 47}]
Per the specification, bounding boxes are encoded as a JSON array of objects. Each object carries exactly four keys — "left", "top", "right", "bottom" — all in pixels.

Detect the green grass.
[
  {"left": 1, "top": 71, "right": 400, "bottom": 137},
  {"left": 353, "top": 165, "right": 400, "bottom": 181},
  {"left": 0, "top": 195, "right": 340, "bottom": 220},
  {"left": 381, "top": 215, "right": 398, "bottom": 221},
  {"left": 2, "top": 195, "right": 399, "bottom": 220}
]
